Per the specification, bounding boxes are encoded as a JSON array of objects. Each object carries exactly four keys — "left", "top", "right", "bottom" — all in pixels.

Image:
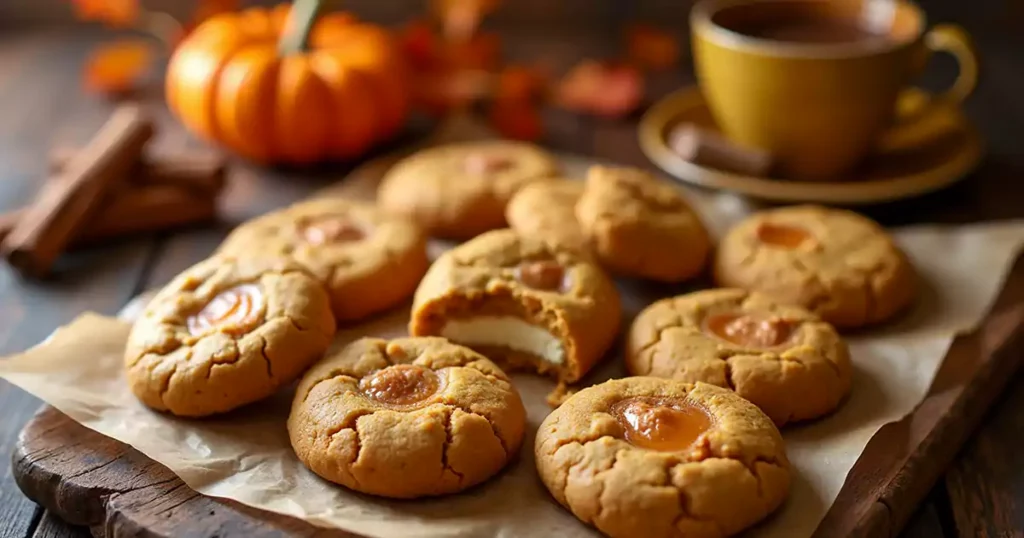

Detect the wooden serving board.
[{"left": 10, "top": 138, "right": 1024, "bottom": 537}]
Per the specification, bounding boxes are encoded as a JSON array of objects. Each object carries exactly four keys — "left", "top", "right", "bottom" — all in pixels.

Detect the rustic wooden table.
[{"left": 1, "top": 3, "right": 1023, "bottom": 537}]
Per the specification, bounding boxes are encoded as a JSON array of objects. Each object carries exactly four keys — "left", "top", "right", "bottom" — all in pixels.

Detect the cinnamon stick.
[
  {"left": 79, "top": 185, "right": 217, "bottom": 243},
  {"left": 668, "top": 123, "right": 773, "bottom": 177},
  {"left": 0, "top": 185, "right": 217, "bottom": 246},
  {"left": 2, "top": 105, "right": 154, "bottom": 276},
  {"left": 50, "top": 147, "right": 227, "bottom": 196}
]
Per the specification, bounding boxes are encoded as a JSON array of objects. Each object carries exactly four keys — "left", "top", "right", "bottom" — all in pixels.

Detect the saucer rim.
[{"left": 638, "top": 87, "right": 984, "bottom": 205}]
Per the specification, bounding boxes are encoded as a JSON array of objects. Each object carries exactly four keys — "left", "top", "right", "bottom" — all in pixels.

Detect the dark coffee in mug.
[
  {"left": 712, "top": 2, "right": 896, "bottom": 45},
  {"left": 741, "top": 19, "right": 888, "bottom": 43}
]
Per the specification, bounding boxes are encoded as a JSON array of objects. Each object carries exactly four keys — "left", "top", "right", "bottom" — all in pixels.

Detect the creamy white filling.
[{"left": 440, "top": 316, "right": 565, "bottom": 365}]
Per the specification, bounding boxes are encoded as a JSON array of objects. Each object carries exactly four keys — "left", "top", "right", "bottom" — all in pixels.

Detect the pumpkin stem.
[{"left": 279, "top": 0, "right": 322, "bottom": 55}]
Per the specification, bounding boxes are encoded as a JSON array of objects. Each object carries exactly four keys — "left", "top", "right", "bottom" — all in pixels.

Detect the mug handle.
[{"left": 875, "top": 24, "right": 979, "bottom": 154}]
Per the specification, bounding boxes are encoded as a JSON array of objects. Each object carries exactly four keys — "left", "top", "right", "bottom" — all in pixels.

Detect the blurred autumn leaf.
[
  {"left": 490, "top": 99, "right": 543, "bottom": 141},
  {"left": 400, "top": 19, "right": 438, "bottom": 69},
  {"left": 432, "top": 0, "right": 502, "bottom": 41},
  {"left": 495, "top": 65, "right": 548, "bottom": 103},
  {"left": 83, "top": 39, "right": 153, "bottom": 94},
  {"left": 71, "top": 0, "right": 139, "bottom": 26},
  {"left": 556, "top": 60, "right": 644, "bottom": 118},
  {"left": 626, "top": 24, "right": 681, "bottom": 72}
]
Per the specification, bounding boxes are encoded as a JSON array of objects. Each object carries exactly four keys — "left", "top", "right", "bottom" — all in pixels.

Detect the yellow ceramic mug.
[{"left": 692, "top": 0, "right": 978, "bottom": 181}]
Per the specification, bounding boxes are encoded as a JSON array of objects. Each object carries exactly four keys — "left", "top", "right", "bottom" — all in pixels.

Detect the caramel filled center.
[
  {"left": 360, "top": 364, "right": 440, "bottom": 407},
  {"left": 300, "top": 218, "right": 365, "bottom": 245},
  {"left": 464, "top": 153, "right": 513, "bottom": 175},
  {"left": 756, "top": 222, "right": 811, "bottom": 249},
  {"left": 187, "top": 284, "right": 263, "bottom": 336},
  {"left": 611, "top": 397, "right": 713, "bottom": 452},
  {"left": 516, "top": 260, "right": 567, "bottom": 291},
  {"left": 703, "top": 312, "right": 795, "bottom": 348}
]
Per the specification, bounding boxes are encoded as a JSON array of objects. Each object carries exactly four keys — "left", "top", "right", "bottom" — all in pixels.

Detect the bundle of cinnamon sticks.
[{"left": 0, "top": 105, "right": 227, "bottom": 277}]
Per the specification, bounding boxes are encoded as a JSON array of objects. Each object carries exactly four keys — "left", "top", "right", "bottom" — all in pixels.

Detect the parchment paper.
[{"left": 2, "top": 122, "right": 1023, "bottom": 536}]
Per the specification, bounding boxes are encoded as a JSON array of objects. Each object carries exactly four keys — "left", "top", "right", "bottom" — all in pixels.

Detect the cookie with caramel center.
[
  {"left": 575, "top": 165, "right": 710, "bottom": 282},
  {"left": 378, "top": 141, "right": 560, "bottom": 239},
  {"left": 409, "top": 229, "right": 621, "bottom": 383},
  {"left": 627, "top": 288, "right": 851, "bottom": 425},
  {"left": 124, "top": 257, "right": 336, "bottom": 417},
  {"left": 535, "top": 378, "right": 790, "bottom": 538},
  {"left": 714, "top": 205, "right": 916, "bottom": 328},
  {"left": 218, "top": 198, "right": 428, "bottom": 323},
  {"left": 288, "top": 337, "right": 526, "bottom": 498}
]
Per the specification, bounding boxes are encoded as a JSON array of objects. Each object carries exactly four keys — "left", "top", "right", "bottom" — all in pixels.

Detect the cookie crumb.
[{"left": 546, "top": 382, "right": 577, "bottom": 408}]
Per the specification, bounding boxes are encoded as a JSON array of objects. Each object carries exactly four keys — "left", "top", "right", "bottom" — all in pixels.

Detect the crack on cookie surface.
[
  {"left": 257, "top": 335, "right": 273, "bottom": 380},
  {"left": 787, "top": 256, "right": 831, "bottom": 312},
  {"left": 667, "top": 461, "right": 724, "bottom": 535},
  {"left": 444, "top": 401, "right": 510, "bottom": 458},
  {"left": 300, "top": 372, "right": 360, "bottom": 405},
  {"left": 721, "top": 356, "right": 738, "bottom": 391},
  {"left": 322, "top": 408, "right": 376, "bottom": 442},
  {"left": 157, "top": 359, "right": 182, "bottom": 409},
  {"left": 441, "top": 408, "right": 465, "bottom": 484},
  {"left": 283, "top": 313, "right": 310, "bottom": 334}
]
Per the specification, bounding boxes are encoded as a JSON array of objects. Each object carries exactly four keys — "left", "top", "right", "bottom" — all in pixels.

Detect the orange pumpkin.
[{"left": 166, "top": 4, "right": 410, "bottom": 164}]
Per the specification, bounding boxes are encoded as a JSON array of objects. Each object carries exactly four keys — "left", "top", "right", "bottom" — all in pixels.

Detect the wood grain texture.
[
  {"left": 13, "top": 407, "right": 348, "bottom": 538},
  {"left": 32, "top": 513, "right": 84, "bottom": 538},
  {"left": 945, "top": 375, "right": 1024, "bottom": 537}
]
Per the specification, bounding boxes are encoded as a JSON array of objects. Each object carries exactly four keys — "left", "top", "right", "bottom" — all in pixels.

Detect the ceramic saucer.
[{"left": 638, "top": 86, "right": 984, "bottom": 205}]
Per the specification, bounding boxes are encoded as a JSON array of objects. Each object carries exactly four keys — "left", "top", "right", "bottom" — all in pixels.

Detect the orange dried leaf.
[
  {"left": 399, "top": 19, "right": 439, "bottom": 70},
  {"left": 556, "top": 60, "right": 644, "bottom": 118},
  {"left": 83, "top": 40, "right": 153, "bottom": 94},
  {"left": 490, "top": 99, "right": 543, "bottom": 141},
  {"left": 626, "top": 24, "right": 681, "bottom": 71},
  {"left": 433, "top": 0, "right": 502, "bottom": 41},
  {"left": 71, "top": 0, "right": 139, "bottom": 26},
  {"left": 444, "top": 31, "right": 501, "bottom": 71},
  {"left": 495, "top": 65, "right": 548, "bottom": 103}
]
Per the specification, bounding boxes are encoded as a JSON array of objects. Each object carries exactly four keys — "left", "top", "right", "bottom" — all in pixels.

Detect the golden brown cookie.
[
  {"left": 377, "top": 141, "right": 560, "bottom": 238},
  {"left": 410, "top": 229, "right": 621, "bottom": 383},
  {"left": 626, "top": 288, "right": 851, "bottom": 425},
  {"left": 714, "top": 205, "right": 916, "bottom": 328},
  {"left": 505, "top": 179, "right": 586, "bottom": 248},
  {"left": 575, "top": 165, "right": 710, "bottom": 282},
  {"left": 288, "top": 337, "right": 526, "bottom": 498},
  {"left": 535, "top": 378, "right": 790, "bottom": 538},
  {"left": 125, "top": 257, "right": 336, "bottom": 417},
  {"left": 217, "top": 198, "right": 428, "bottom": 323}
]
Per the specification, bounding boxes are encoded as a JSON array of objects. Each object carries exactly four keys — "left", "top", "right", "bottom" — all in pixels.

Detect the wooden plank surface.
[
  {"left": 0, "top": 29, "right": 158, "bottom": 538},
  {"left": 0, "top": 2, "right": 1021, "bottom": 535}
]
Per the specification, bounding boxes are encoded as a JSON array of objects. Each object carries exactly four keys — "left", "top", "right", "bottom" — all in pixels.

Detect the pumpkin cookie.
[
  {"left": 626, "top": 289, "right": 851, "bottom": 425},
  {"left": 125, "top": 257, "right": 336, "bottom": 417},
  {"left": 377, "top": 141, "right": 560, "bottom": 238},
  {"left": 410, "top": 229, "right": 621, "bottom": 383},
  {"left": 288, "top": 337, "right": 526, "bottom": 498},
  {"left": 218, "top": 198, "right": 428, "bottom": 323},
  {"left": 575, "top": 165, "right": 710, "bottom": 282},
  {"left": 505, "top": 179, "right": 586, "bottom": 249},
  {"left": 535, "top": 378, "right": 790, "bottom": 538},
  {"left": 714, "top": 205, "right": 916, "bottom": 328}
]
